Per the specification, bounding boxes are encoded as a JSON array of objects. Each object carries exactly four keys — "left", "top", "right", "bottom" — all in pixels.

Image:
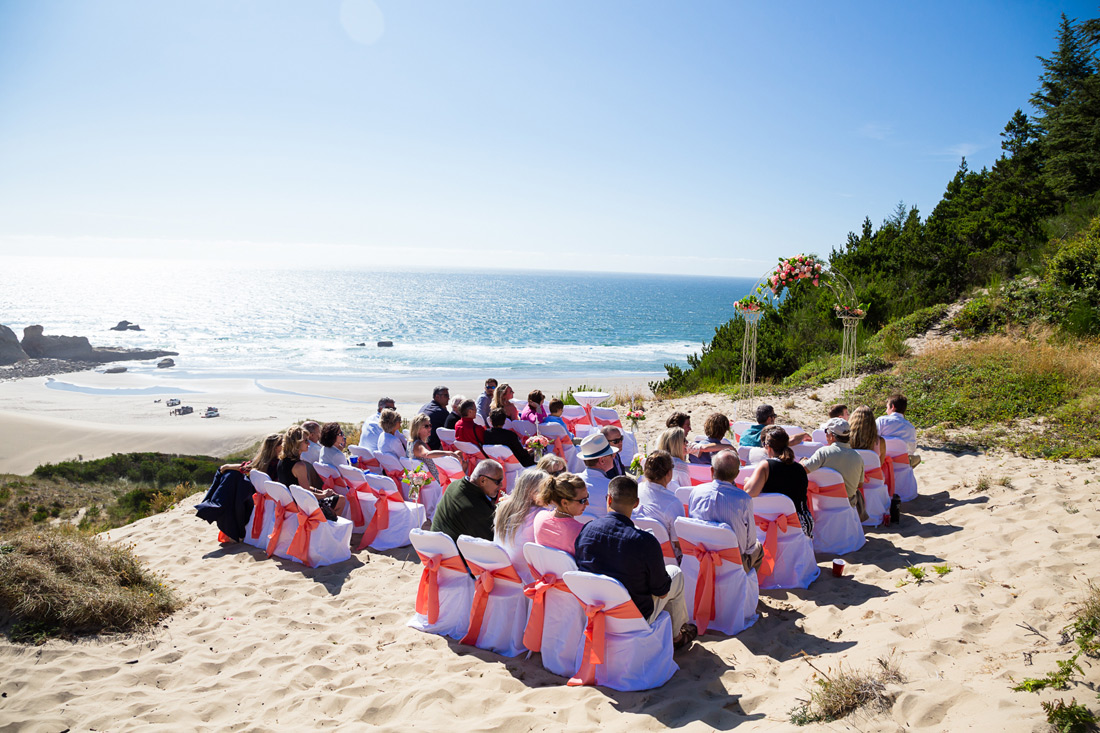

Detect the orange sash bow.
[
  {"left": 460, "top": 562, "right": 523, "bottom": 647},
  {"left": 882, "top": 454, "right": 901, "bottom": 498},
  {"left": 266, "top": 501, "right": 293, "bottom": 558},
  {"left": 250, "top": 492, "right": 273, "bottom": 539},
  {"left": 522, "top": 573, "right": 577, "bottom": 652},
  {"left": 356, "top": 487, "right": 404, "bottom": 550},
  {"left": 287, "top": 506, "right": 325, "bottom": 567},
  {"left": 754, "top": 512, "right": 800, "bottom": 578},
  {"left": 591, "top": 415, "right": 623, "bottom": 429},
  {"left": 550, "top": 434, "right": 570, "bottom": 461},
  {"left": 660, "top": 540, "right": 676, "bottom": 560},
  {"left": 566, "top": 599, "right": 645, "bottom": 686},
  {"left": 415, "top": 551, "right": 469, "bottom": 625},
  {"left": 321, "top": 473, "right": 349, "bottom": 494},
  {"left": 679, "top": 538, "right": 743, "bottom": 635},
  {"left": 343, "top": 479, "right": 369, "bottom": 527},
  {"left": 561, "top": 416, "right": 583, "bottom": 435},
  {"left": 440, "top": 439, "right": 456, "bottom": 452},
  {"left": 807, "top": 478, "right": 849, "bottom": 499}
]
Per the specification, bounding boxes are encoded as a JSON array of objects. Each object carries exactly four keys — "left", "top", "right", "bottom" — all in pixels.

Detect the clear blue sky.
[{"left": 1, "top": 0, "right": 1096, "bottom": 276}]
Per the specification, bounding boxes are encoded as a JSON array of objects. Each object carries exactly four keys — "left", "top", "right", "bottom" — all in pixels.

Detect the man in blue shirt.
[
  {"left": 688, "top": 451, "right": 764, "bottom": 573},
  {"left": 477, "top": 378, "right": 497, "bottom": 422},
  {"left": 575, "top": 475, "right": 697, "bottom": 650}
]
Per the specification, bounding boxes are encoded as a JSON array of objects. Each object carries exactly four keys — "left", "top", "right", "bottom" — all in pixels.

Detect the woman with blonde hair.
[
  {"left": 277, "top": 425, "right": 346, "bottom": 520},
  {"left": 849, "top": 405, "right": 886, "bottom": 465},
  {"left": 219, "top": 432, "right": 281, "bottom": 477},
  {"left": 494, "top": 469, "right": 550, "bottom": 582},
  {"left": 491, "top": 383, "right": 520, "bottom": 421},
  {"left": 656, "top": 426, "right": 690, "bottom": 487},
  {"left": 536, "top": 453, "right": 567, "bottom": 476},
  {"left": 407, "top": 413, "right": 460, "bottom": 483},
  {"left": 375, "top": 408, "right": 407, "bottom": 460},
  {"left": 533, "top": 472, "right": 589, "bottom": 555}
]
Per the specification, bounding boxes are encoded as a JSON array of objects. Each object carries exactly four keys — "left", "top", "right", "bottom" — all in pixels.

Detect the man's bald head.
[{"left": 712, "top": 450, "right": 741, "bottom": 483}]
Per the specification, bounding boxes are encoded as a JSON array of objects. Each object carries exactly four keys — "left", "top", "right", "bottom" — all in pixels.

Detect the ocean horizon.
[{"left": 3, "top": 256, "right": 758, "bottom": 382}]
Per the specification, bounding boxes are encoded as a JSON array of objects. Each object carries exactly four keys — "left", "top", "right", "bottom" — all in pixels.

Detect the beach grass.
[
  {"left": 789, "top": 656, "right": 905, "bottom": 725},
  {"left": 0, "top": 525, "right": 182, "bottom": 642}
]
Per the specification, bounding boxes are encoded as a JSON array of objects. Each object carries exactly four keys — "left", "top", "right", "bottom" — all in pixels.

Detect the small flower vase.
[{"left": 530, "top": 445, "right": 545, "bottom": 460}]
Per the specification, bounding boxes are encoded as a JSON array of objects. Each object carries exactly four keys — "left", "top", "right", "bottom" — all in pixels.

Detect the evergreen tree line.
[{"left": 655, "top": 12, "right": 1100, "bottom": 395}]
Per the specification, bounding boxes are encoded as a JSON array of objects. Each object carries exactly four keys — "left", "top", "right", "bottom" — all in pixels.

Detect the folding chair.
[
  {"left": 522, "top": 543, "right": 585, "bottom": 678},
  {"left": 432, "top": 455, "right": 465, "bottom": 489},
  {"left": 792, "top": 441, "right": 823, "bottom": 461},
  {"left": 687, "top": 463, "right": 713, "bottom": 486},
  {"left": 436, "top": 427, "right": 456, "bottom": 451},
  {"left": 674, "top": 486, "right": 693, "bottom": 516},
  {"left": 884, "top": 438, "right": 918, "bottom": 502},
  {"left": 539, "top": 421, "right": 581, "bottom": 472},
  {"left": 453, "top": 440, "right": 487, "bottom": 476},
  {"left": 806, "top": 467, "right": 865, "bottom": 555},
  {"left": 562, "top": 571, "right": 678, "bottom": 691},
  {"left": 752, "top": 493, "right": 819, "bottom": 589},
  {"left": 731, "top": 421, "right": 754, "bottom": 442},
  {"left": 285, "top": 485, "right": 353, "bottom": 567},
  {"left": 855, "top": 449, "right": 890, "bottom": 527},
  {"left": 674, "top": 517, "right": 758, "bottom": 636},
  {"left": 335, "top": 464, "right": 380, "bottom": 532},
  {"left": 244, "top": 470, "right": 276, "bottom": 550},
  {"left": 507, "top": 419, "right": 536, "bottom": 438},
  {"left": 261, "top": 480, "right": 299, "bottom": 560},
  {"left": 456, "top": 536, "right": 529, "bottom": 657},
  {"left": 632, "top": 516, "right": 677, "bottom": 562},
  {"left": 347, "top": 444, "right": 381, "bottom": 473},
  {"left": 408, "top": 529, "right": 474, "bottom": 639},
  {"left": 482, "top": 445, "right": 523, "bottom": 494}
]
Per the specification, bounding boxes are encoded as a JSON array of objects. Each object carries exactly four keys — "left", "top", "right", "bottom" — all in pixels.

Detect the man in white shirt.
[
  {"left": 577, "top": 432, "right": 616, "bottom": 518},
  {"left": 360, "top": 397, "right": 395, "bottom": 449},
  {"left": 301, "top": 421, "right": 322, "bottom": 464},
  {"left": 875, "top": 393, "right": 921, "bottom": 467}
]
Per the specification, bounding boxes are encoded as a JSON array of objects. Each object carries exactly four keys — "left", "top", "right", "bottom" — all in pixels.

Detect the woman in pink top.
[
  {"left": 533, "top": 472, "right": 589, "bottom": 555},
  {"left": 519, "top": 389, "right": 549, "bottom": 424}
]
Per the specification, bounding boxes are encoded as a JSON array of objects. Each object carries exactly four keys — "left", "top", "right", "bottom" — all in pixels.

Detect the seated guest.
[
  {"left": 533, "top": 472, "right": 588, "bottom": 554},
  {"left": 419, "top": 386, "right": 450, "bottom": 450},
  {"left": 483, "top": 409, "right": 535, "bottom": 468},
  {"left": 360, "top": 397, "right": 395, "bottom": 449},
  {"left": 689, "top": 412, "right": 734, "bottom": 465},
  {"left": 375, "top": 408, "right": 408, "bottom": 460},
  {"left": 408, "top": 413, "right": 461, "bottom": 483},
  {"left": 519, "top": 389, "right": 548, "bottom": 424},
  {"left": 454, "top": 400, "right": 486, "bottom": 445},
  {"left": 494, "top": 469, "right": 550, "bottom": 581},
  {"left": 634, "top": 450, "right": 683, "bottom": 547},
  {"left": 875, "top": 393, "right": 921, "bottom": 467},
  {"left": 575, "top": 476, "right": 697, "bottom": 650},
  {"left": 599, "top": 425, "right": 627, "bottom": 477},
  {"left": 688, "top": 451, "right": 763, "bottom": 572},
  {"left": 827, "top": 403, "right": 849, "bottom": 420},
  {"left": 477, "top": 378, "right": 498, "bottom": 422},
  {"left": 742, "top": 426, "right": 812, "bottom": 535},
  {"left": 739, "top": 404, "right": 807, "bottom": 448},
  {"left": 802, "top": 418, "right": 867, "bottom": 520},
  {"left": 544, "top": 397, "right": 572, "bottom": 435},
  {"left": 430, "top": 459, "right": 503, "bottom": 543},
  {"left": 666, "top": 411, "right": 692, "bottom": 436},
  {"left": 577, "top": 433, "right": 617, "bottom": 516},
  {"left": 655, "top": 427, "right": 690, "bottom": 485},
  {"left": 319, "top": 422, "right": 348, "bottom": 467},
  {"left": 849, "top": 405, "right": 887, "bottom": 466},
  {"left": 277, "top": 425, "right": 346, "bottom": 520},
  {"left": 219, "top": 433, "right": 281, "bottom": 477},
  {"left": 444, "top": 395, "right": 466, "bottom": 430},
  {"left": 301, "top": 421, "right": 323, "bottom": 464},
  {"left": 536, "top": 453, "right": 567, "bottom": 476},
  {"left": 491, "top": 383, "right": 520, "bottom": 421}
]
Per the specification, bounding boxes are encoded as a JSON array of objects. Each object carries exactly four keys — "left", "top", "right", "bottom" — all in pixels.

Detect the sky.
[{"left": 1, "top": 0, "right": 1097, "bottom": 277}]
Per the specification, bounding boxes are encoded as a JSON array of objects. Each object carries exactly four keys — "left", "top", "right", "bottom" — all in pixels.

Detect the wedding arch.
[{"left": 733, "top": 255, "right": 866, "bottom": 418}]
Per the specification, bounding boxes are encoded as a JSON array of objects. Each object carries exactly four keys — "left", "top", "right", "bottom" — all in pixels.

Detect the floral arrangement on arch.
[
  {"left": 401, "top": 465, "right": 433, "bottom": 500},
  {"left": 525, "top": 434, "right": 551, "bottom": 458},
  {"left": 834, "top": 303, "right": 867, "bottom": 318},
  {"left": 766, "top": 254, "right": 823, "bottom": 296},
  {"left": 734, "top": 294, "right": 766, "bottom": 314}
]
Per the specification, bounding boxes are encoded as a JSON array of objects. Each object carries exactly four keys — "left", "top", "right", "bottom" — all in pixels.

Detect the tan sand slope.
[{"left": 3, "top": 445, "right": 1099, "bottom": 731}]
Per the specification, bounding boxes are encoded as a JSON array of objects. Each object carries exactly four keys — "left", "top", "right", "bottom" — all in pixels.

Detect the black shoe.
[{"left": 674, "top": 623, "right": 698, "bottom": 650}]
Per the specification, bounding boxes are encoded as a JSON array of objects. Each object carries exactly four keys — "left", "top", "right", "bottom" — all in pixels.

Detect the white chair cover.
[
  {"left": 286, "top": 485, "right": 353, "bottom": 567},
  {"left": 360, "top": 473, "right": 426, "bottom": 550},
  {"left": 522, "top": 543, "right": 586, "bottom": 678},
  {"left": 335, "top": 464, "right": 380, "bottom": 532},
  {"left": 244, "top": 470, "right": 276, "bottom": 550},
  {"left": 751, "top": 493, "right": 819, "bottom": 589},
  {"left": 672, "top": 462, "right": 691, "bottom": 489},
  {"left": 736, "top": 445, "right": 754, "bottom": 464},
  {"left": 632, "top": 516, "right": 677, "bottom": 563},
  {"left": 674, "top": 486, "right": 693, "bottom": 515},
  {"left": 400, "top": 456, "right": 442, "bottom": 521},
  {"left": 780, "top": 424, "right": 805, "bottom": 438},
  {"left": 456, "top": 536, "right": 530, "bottom": 657},
  {"left": 619, "top": 430, "right": 637, "bottom": 467},
  {"left": 590, "top": 406, "right": 622, "bottom": 427},
  {"left": 855, "top": 449, "right": 890, "bottom": 527},
  {"left": 806, "top": 467, "right": 865, "bottom": 555},
  {"left": 731, "top": 421, "right": 754, "bottom": 442},
  {"left": 407, "top": 530, "right": 474, "bottom": 640},
  {"left": 884, "top": 437, "right": 918, "bottom": 502},
  {"left": 687, "top": 463, "right": 712, "bottom": 486},
  {"left": 482, "top": 444, "right": 523, "bottom": 495},
  {"left": 436, "top": 427, "right": 456, "bottom": 448},
  {"left": 453, "top": 440, "right": 487, "bottom": 474},
  {"left": 262, "top": 480, "right": 299, "bottom": 560},
  {"left": 792, "top": 441, "right": 823, "bottom": 461},
  {"left": 432, "top": 455, "right": 466, "bottom": 487},
  {"left": 510, "top": 398, "right": 528, "bottom": 413},
  {"left": 811, "top": 429, "right": 828, "bottom": 444},
  {"left": 674, "top": 517, "right": 758, "bottom": 636},
  {"left": 538, "top": 421, "right": 581, "bottom": 472},
  {"left": 561, "top": 571, "right": 678, "bottom": 691},
  {"left": 507, "top": 419, "right": 536, "bottom": 438}
]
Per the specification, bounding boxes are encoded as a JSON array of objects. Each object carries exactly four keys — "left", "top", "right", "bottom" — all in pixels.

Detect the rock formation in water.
[
  {"left": 110, "top": 320, "right": 144, "bottom": 331},
  {"left": 0, "top": 325, "right": 29, "bottom": 365},
  {"left": 20, "top": 325, "right": 177, "bottom": 363}
]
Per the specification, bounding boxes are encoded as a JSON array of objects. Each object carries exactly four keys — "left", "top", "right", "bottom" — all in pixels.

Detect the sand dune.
[{"left": 3, "top": 424, "right": 1099, "bottom": 730}]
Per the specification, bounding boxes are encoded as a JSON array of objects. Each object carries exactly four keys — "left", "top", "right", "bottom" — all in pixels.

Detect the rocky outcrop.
[
  {"left": 21, "top": 325, "right": 177, "bottom": 363},
  {"left": 0, "top": 325, "right": 29, "bottom": 365},
  {"left": 104, "top": 366, "right": 127, "bottom": 373},
  {"left": 110, "top": 320, "right": 144, "bottom": 331},
  {"left": 156, "top": 358, "right": 175, "bottom": 369}
]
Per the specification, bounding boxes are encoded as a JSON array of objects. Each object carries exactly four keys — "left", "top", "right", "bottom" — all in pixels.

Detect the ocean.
[{"left": 2, "top": 257, "right": 756, "bottom": 381}]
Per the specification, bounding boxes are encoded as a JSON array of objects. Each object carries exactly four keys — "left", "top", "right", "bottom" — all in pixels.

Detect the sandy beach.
[{"left": 2, "top": 374, "right": 1099, "bottom": 731}]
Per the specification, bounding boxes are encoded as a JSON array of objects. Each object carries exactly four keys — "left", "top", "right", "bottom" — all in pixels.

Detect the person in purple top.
[{"left": 519, "top": 389, "right": 549, "bottom": 424}]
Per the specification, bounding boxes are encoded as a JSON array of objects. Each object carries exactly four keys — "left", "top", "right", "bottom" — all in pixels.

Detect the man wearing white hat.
[
  {"left": 577, "top": 432, "right": 618, "bottom": 518},
  {"left": 802, "top": 417, "right": 867, "bottom": 521}
]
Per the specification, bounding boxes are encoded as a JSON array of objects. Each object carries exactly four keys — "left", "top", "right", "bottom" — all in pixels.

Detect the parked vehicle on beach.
[
  {"left": 202, "top": 407, "right": 220, "bottom": 418},
  {"left": 171, "top": 405, "right": 193, "bottom": 416},
  {"left": 166, "top": 398, "right": 180, "bottom": 407}
]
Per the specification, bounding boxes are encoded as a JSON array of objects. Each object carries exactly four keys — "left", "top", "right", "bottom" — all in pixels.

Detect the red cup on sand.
[{"left": 832, "top": 559, "right": 846, "bottom": 577}]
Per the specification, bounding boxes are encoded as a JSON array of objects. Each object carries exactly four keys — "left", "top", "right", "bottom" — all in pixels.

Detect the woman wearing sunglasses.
[{"left": 533, "top": 472, "right": 589, "bottom": 555}]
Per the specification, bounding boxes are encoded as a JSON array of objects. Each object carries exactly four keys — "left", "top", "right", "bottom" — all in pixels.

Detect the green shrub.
[{"left": 1047, "top": 216, "right": 1100, "bottom": 292}]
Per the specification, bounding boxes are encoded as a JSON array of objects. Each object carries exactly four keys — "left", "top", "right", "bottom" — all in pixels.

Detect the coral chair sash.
[
  {"left": 591, "top": 415, "right": 623, "bottom": 429},
  {"left": 266, "top": 501, "right": 293, "bottom": 557},
  {"left": 550, "top": 434, "right": 570, "bottom": 460},
  {"left": 356, "top": 487, "right": 405, "bottom": 550},
  {"left": 566, "top": 599, "right": 645, "bottom": 686},
  {"left": 679, "top": 539, "right": 743, "bottom": 635},
  {"left": 287, "top": 506, "right": 325, "bottom": 567},
  {"left": 521, "top": 573, "right": 576, "bottom": 652},
  {"left": 436, "top": 463, "right": 464, "bottom": 490},
  {"left": 342, "top": 480, "right": 368, "bottom": 526},
  {"left": 807, "top": 478, "right": 849, "bottom": 499},
  {"left": 659, "top": 540, "right": 676, "bottom": 560},
  {"left": 250, "top": 492, "right": 273, "bottom": 539},
  {"left": 880, "top": 456, "right": 899, "bottom": 498},
  {"left": 561, "top": 416, "right": 583, "bottom": 435},
  {"left": 460, "top": 562, "right": 523, "bottom": 646},
  {"left": 415, "top": 551, "right": 469, "bottom": 625},
  {"left": 754, "top": 513, "right": 800, "bottom": 578},
  {"left": 321, "top": 473, "right": 350, "bottom": 494},
  {"left": 440, "top": 439, "right": 456, "bottom": 452}
]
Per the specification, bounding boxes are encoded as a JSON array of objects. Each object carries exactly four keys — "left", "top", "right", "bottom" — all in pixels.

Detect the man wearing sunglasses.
[
  {"left": 430, "top": 459, "right": 503, "bottom": 544},
  {"left": 599, "top": 425, "right": 628, "bottom": 478}
]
